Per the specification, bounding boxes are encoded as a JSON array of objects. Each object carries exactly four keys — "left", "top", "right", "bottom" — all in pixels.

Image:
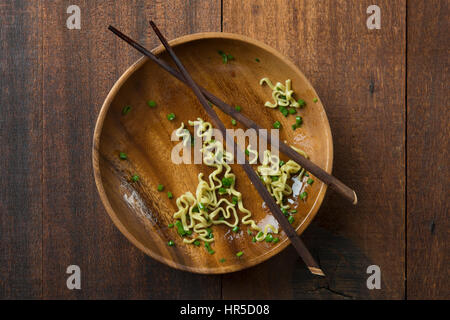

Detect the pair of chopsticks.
[{"left": 109, "top": 22, "right": 356, "bottom": 276}]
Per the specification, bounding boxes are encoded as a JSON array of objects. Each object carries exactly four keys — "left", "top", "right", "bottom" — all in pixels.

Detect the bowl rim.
[{"left": 92, "top": 31, "right": 333, "bottom": 274}]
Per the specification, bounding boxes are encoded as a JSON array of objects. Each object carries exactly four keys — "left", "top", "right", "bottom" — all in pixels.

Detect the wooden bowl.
[{"left": 93, "top": 32, "right": 333, "bottom": 274}]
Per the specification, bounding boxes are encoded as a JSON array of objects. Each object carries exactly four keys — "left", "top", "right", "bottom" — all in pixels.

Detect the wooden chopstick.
[
  {"left": 147, "top": 21, "right": 324, "bottom": 276},
  {"left": 108, "top": 25, "right": 357, "bottom": 205}
]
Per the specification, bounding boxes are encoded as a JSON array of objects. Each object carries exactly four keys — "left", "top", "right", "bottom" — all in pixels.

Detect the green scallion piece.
[
  {"left": 219, "top": 258, "right": 226, "bottom": 263},
  {"left": 205, "top": 242, "right": 215, "bottom": 255},
  {"left": 271, "top": 176, "right": 279, "bottom": 182},
  {"left": 252, "top": 237, "right": 257, "bottom": 243},
  {"left": 167, "top": 191, "right": 173, "bottom": 199},
  {"left": 255, "top": 58, "right": 260, "bottom": 62},
  {"left": 168, "top": 223, "right": 174, "bottom": 228},
  {"left": 288, "top": 108, "right": 297, "bottom": 114},
  {"left": 297, "top": 99, "right": 306, "bottom": 107},
  {"left": 245, "top": 149, "right": 250, "bottom": 156},
  {"left": 218, "top": 187, "right": 227, "bottom": 195},
  {"left": 147, "top": 100, "right": 156, "bottom": 108},
  {"left": 232, "top": 196, "right": 238, "bottom": 205},
  {"left": 273, "top": 238, "right": 280, "bottom": 244},
  {"left": 122, "top": 105, "right": 131, "bottom": 115},
  {"left": 193, "top": 240, "right": 200, "bottom": 246},
  {"left": 175, "top": 220, "right": 186, "bottom": 236},
  {"left": 292, "top": 124, "right": 298, "bottom": 130},
  {"left": 290, "top": 209, "right": 297, "bottom": 214},
  {"left": 119, "top": 152, "right": 127, "bottom": 160},
  {"left": 157, "top": 184, "right": 164, "bottom": 191},
  {"left": 131, "top": 174, "right": 139, "bottom": 182},
  {"left": 279, "top": 160, "right": 285, "bottom": 167},
  {"left": 168, "top": 240, "right": 174, "bottom": 246},
  {"left": 300, "top": 191, "right": 308, "bottom": 200},
  {"left": 313, "top": 98, "right": 318, "bottom": 103},
  {"left": 235, "top": 105, "right": 242, "bottom": 112},
  {"left": 288, "top": 215, "right": 295, "bottom": 224},
  {"left": 295, "top": 116, "right": 303, "bottom": 126},
  {"left": 232, "top": 226, "right": 239, "bottom": 233},
  {"left": 307, "top": 178, "right": 314, "bottom": 185},
  {"left": 247, "top": 229, "right": 253, "bottom": 235},
  {"left": 221, "top": 177, "right": 234, "bottom": 188},
  {"left": 167, "top": 113, "right": 175, "bottom": 121},
  {"left": 281, "top": 207, "right": 289, "bottom": 216},
  {"left": 273, "top": 121, "right": 281, "bottom": 129},
  {"left": 231, "top": 119, "right": 237, "bottom": 126},
  {"left": 265, "top": 234, "right": 274, "bottom": 243},
  {"left": 236, "top": 251, "right": 244, "bottom": 258}
]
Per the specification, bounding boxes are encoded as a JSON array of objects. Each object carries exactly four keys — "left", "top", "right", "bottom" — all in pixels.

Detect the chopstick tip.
[
  {"left": 309, "top": 267, "right": 326, "bottom": 277},
  {"left": 352, "top": 191, "right": 358, "bottom": 205}
]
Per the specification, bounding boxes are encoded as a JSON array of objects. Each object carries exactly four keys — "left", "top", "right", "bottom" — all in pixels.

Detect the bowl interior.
[{"left": 94, "top": 33, "right": 332, "bottom": 273}]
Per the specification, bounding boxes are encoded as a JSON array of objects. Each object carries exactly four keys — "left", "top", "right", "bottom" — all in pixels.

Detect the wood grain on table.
[{"left": 0, "top": 0, "right": 447, "bottom": 299}]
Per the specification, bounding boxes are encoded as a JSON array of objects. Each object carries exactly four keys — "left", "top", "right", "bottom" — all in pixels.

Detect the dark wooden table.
[{"left": 0, "top": 0, "right": 448, "bottom": 300}]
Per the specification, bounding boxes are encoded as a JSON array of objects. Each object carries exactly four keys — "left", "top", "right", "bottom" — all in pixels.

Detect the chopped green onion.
[
  {"left": 281, "top": 207, "right": 289, "bottom": 216},
  {"left": 198, "top": 203, "right": 206, "bottom": 211},
  {"left": 192, "top": 206, "right": 200, "bottom": 213},
  {"left": 193, "top": 240, "right": 200, "bottom": 246},
  {"left": 131, "top": 174, "right": 139, "bottom": 182},
  {"left": 273, "top": 238, "right": 280, "bottom": 244},
  {"left": 167, "top": 113, "right": 175, "bottom": 121},
  {"left": 122, "top": 105, "right": 131, "bottom": 115},
  {"left": 288, "top": 215, "right": 295, "bottom": 224},
  {"left": 290, "top": 209, "right": 297, "bottom": 214},
  {"left": 119, "top": 152, "right": 127, "bottom": 160},
  {"left": 222, "top": 177, "right": 234, "bottom": 188},
  {"left": 313, "top": 98, "right": 318, "bottom": 103},
  {"left": 279, "top": 160, "right": 285, "bottom": 167},
  {"left": 300, "top": 191, "right": 308, "bottom": 200},
  {"left": 175, "top": 220, "right": 186, "bottom": 236},
  {"left": 297, "top": 99, "right": 306, "bottom": 107},
  {"left": 247, "top": 229, "right": 253, "bottom": 235},
  {"left": 186, "top": 230, "right": 193, "bottom": 235},
  {"left": 205, "top": 242, "right": 215, "bottom": 254},
  {"left": 236, "top": 251, "right": 244, "bottom": 257},
  {"left": 219, "top": 258, "right": 226, "bottom": 263},
  {"left": 167, "top": 191, "right": 173, "bottom": 199},
  {"left": 218, "top": 187, "right": 227, "bottom": 195},
  {"left": 232, "top": 226, "right": 239, "bottom": 232},
  {"left": 307, "top": 178, "right": 314, "bottom": 185},
  {"left": 168, "top": 223, "right": 174, "bottom": 228},
  {"left": 305, "top": 172, "right": 310, "bottom": 177},
  {"left": 292, "top": 124, "right": 298, "bottom": 130},
  {"left": 231, "top": 119, "right": 237, "bottom": 126},
  {"left": 288, "top": 108, "right": 297, "bottom": 114},
  {"left": 295, "top": 116, "right": 303, "bottom": 126},
  {"left": 157, "top": 184, "right": 164, "bottom": 191},
  {"left": 271, "top": 176, "right": 279, "bottom": 182},
  {"left": 227, "top": 54, "right": 234, "bottom": 60},
  {"left": 147, "top": 100, "right": 156, "bottom": 108},
  {"left": 273, "top": 121, "right": 281, "bottom": 129},
  {"left": 255, "top": 58, "right": 260, "bottom": 62},
  {"left": 252, "top": 237, "right": 257, "bottom": 243},
  {"left": 245, "top": 149, "right": 250, "bottom": 156},
  {"left": 257, "top": 231, "right": 263, "bottom": 238},
  {"left": 232, "top": 196, "right": 238, "bottom": 205},
  {"left": 235, "top": 105, "right": 242, "bottom": 112},
  {"left": 168, "top": 240, "right": 174, "bottom": 246},
  {"left": 265, "top": 234, "right": 274, "bottom": 243}
]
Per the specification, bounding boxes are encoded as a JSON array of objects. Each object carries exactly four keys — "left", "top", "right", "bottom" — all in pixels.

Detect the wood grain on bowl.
[{"left": 93, "top": 33, "right": 333, "bottom": 274}]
